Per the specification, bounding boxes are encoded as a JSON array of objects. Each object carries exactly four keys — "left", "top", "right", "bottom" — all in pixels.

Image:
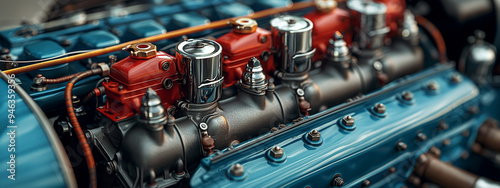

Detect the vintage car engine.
[{"left": 1, "top": 0, "right": 500, "bottom": 187}]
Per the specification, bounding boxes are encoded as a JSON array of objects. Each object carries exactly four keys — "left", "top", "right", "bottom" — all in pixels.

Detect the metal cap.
[
  {"left": 176, "top": 39, "right": 222, "bottom": 59},
  {"left": 270, "top": 15, "right": 315, "bottom": 74},
  {"left": 347, "top": 0, "right": 389, "bottom": 49},
  {"left": 270, "top": 15, "right": 313, "bottom": 33},
  {"left": 240, "top": 57, "right": 268, "bottom": 93},
  {"left": 231, "top": 18, "right": 258, "bottom": 34},
  {"left": 176, "top": 39, "right": 223, "bottom": 104},
  {"left": 315, "top": 0, "right": 337, "bottom": 13},
  {"left": 123, "top": 42, "right": 157, "bottom": 59},
  {"left": 138, "top": 88, "right": 167, "bottom": 130}
]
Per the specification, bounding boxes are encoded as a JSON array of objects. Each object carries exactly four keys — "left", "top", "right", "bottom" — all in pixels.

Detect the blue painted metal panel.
[
  {"left": 190, "top": 65, "right": 483, "bottom": 187},
  {"left": 0, "top": 74, "right": 74, "bottom": 187}
]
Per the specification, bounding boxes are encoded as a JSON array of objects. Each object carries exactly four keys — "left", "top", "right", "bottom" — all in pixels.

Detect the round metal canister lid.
[
  {"left": 347, "top": 0, "right": 386, "bottom": 15},
  {"left": 176, "top": 39, "right": 222, "bottom": 59},
  {"left": 270, "top": 15, "right": 313, "bottom": 33}
]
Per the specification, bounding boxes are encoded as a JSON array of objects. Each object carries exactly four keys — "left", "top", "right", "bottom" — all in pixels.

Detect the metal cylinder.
[
  {"left": 347, "top": 0, "right": 389, "bottom": 49},
  {"left": 176, "top": 39, "right": 223, "bottom": 104},
  {"left": 462, "top": 31, "right": 496, "bottom": 85},
  {"left": 477, "top": 119, "right": 500, "bottom": 152},
  {"left": 414, "top": 154, "right": 478, "bottom": 188},
  {"left": 270, "top": 15, "right": 315, "bottom": 74}
]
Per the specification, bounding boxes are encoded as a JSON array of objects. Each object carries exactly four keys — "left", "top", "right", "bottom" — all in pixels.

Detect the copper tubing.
[
  {"left": 414, "top": 153, "right": 478, "bottom": 188},
  {"left": 82, "top": 86, "right": 104, "bottom": 104},
  {"left": 477, "top": 119, "right": 500, "bottom": 152},
  {"left": 40, "top": 72, "right": 80, "bottom": 84},
  {"left": 415, "top": 15, "right": 448, "bottom": 63},
  {"left": 65, "top": 69, "right": 102, "bottom": 188},
  {"left": 3, "top": 1, "right": 315, "bottom": 75}
]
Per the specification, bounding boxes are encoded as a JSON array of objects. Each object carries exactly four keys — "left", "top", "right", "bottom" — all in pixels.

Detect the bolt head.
[
  {"left": 402, "top": 91, "right": 413, "bottom": 101},
  {"left": 229, "top": 163, "right": 245, "bottom": 177},
  {"left": 307, "top": 129, "right": 321, "bottom": 141},
  {"left": 417, "top": 132, "right": 427, "bottom": 141},
  {"left": 342, "top": 115, "right": 355, "bottom": 126},
  {"left": 397, "top": 141, "right": 407, "bottom": 151},
  {"left": 333, "top": 176, "right": 344, "bottom": 187},
  {"left": 373, "top": 103, "right": 386, "bottom": 113},
  {"left": 162, "top": 61, "right": 170, "bottom": 71},
  {"left": 271, "top": 127, "right": 278, "bottom": 133},
  {"left": 451, "top": 73, "right": 462, "bottom": 83},
  {"left": 270, "top": 146, "right": 284, "bottom": 158},
  {"left": 427, "top": 81, "right": 439, "bottom": 90}
]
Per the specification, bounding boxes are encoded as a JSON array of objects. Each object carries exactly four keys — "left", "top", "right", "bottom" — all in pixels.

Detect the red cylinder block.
[
  {"left": 304, "top": 8, "right": 351, "bottom": 62},
  {"left": 98, "top": 51, "right": 182, "bottom": 121},
  {"left": 216, "top": 28, "right": 274, "bottom": 88}
]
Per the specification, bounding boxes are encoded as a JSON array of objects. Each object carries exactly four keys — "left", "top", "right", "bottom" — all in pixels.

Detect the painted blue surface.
[
  {"left": 0, "top": 77, "right": 68, "bottom": 187},
  {"left": 21, "top": 40, "right": 69, "bottom": 78},
  {"left": 190, "top": 65, "right": 484, "bottom": 187}
]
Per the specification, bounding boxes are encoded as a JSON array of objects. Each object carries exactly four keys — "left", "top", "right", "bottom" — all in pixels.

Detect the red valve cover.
[
  {"left": 216, "top": 28, "right": 274, "bottom": 88},
  {"left": 98, "top": 51, "right": 182, "bottom": 121},
  {"left": 304, "top": 8, "right": 352, "bottom": 62}
]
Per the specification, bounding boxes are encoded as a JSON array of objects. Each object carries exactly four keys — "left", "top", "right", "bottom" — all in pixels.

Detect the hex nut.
[
  {"left": 373, "top": 103, "right": 386, "bottom": 114},
  {"left": 307, "top": 130, "right": 321, "bottom": 141},
  {"left": 401, "top": 91, "right": 413, "bottom": 101},
  {"left": 270, "top": 146, "right": 284, "bottom": 158},
  {"left": 229, "top": 163, "right": 245, "bottom": 177},
  {"left": 342, "top": 115, "right": 354, "bottom": 126},
  {"left": 427, "top": 81, "right": 439, "bottom": 90}
]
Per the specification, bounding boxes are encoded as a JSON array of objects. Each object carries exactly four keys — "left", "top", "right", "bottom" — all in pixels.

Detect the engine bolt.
[
  {"left": 342, "top": 115, "right": 354, "bottom": 126},
  {"left": 417, "top": 132, "right": 427, "bottom": 141},
  {"left": 229, "top": 163, "right": 245, "bottom": 177},
  {"left": 362, "top": 179, "right": 371, "bottom": 187},
  {"left": 396, "top": 141, "right": 407, "bottom": 151},
  {"left": 427, "top": 81, "right": 439, "bottom": 90},
  {"left": 438, "top": 121, "right": 448, "bottom": 130},
  {"left": 307, "top": 129, "right": 321, "bottom": 141},
  {"left": 270, "top": 146, "right": 284, "bottom": 158},
  {"left": 442, "top": 139, "right": 451, "bottom": 146},
  {"left": 105, "top": 161, "right": 117, "bottom": 175},
  {"left": 118, "top": 85, "right": 124, "bottom": 90},
  {"left": 271, "top": 127, "right": 278, "bottom": 133},
  {"left": 451, "top": 73, "right": 462, "bottom": 83},
  {"left": 401, "top": 91, "right": 413, "bottom": 101},
  {"left": 279, "top": 124, "right": 287, "bottom": 129},
  {"left": 331, "top": 175, "right": 344, "bottom": 187},
  {"left": 162, "top": 61, "right": 170, "bottom": 71},
  {"left": 373, "top": 103, "right": 386, "bottom": 113}
]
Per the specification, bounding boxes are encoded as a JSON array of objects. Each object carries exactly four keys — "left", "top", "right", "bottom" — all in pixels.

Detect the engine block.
[{"left": 1, "top": 0, "right": 500, "bottom": 188}]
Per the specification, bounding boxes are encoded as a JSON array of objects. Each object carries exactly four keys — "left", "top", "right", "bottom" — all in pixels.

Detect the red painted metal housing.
[
  {"left": 304, "top": 8, "right": 352, "bottom": 62},
  {"left": 216, "top": 27, "right": 274, "bottom": 88},
  {"left": 98, "top": 51, "right": 182, "bottom": 121}
]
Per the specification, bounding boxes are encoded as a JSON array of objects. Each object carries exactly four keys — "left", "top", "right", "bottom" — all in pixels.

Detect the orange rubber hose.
[
  {"left": 65, "top": 68, "right": 102, "bottom": 188},
  {"left": 415, "top": 15, "right": 447, "bottom": 63},
  {"left": 3, "top": 1, "right": 315, "bottom": 75}
]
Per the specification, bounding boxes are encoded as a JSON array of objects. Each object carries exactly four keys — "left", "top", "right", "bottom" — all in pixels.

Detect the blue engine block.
[{"left": 190, "top": 64, "right": 488, "bottom": 187}]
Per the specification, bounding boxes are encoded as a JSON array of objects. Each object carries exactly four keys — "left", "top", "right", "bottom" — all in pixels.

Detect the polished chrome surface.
[
  {"left": 348, "top": 0, "right": 389, "bottom": 49},
  {"left": 176, "top": 39, "right": 223, "bottom": 104},
  {"left": 270, "top": 15, "right": 315, "bottom": 74},
  {"left": 240, "top": 57, "right": 268, "bottom": 93}
]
